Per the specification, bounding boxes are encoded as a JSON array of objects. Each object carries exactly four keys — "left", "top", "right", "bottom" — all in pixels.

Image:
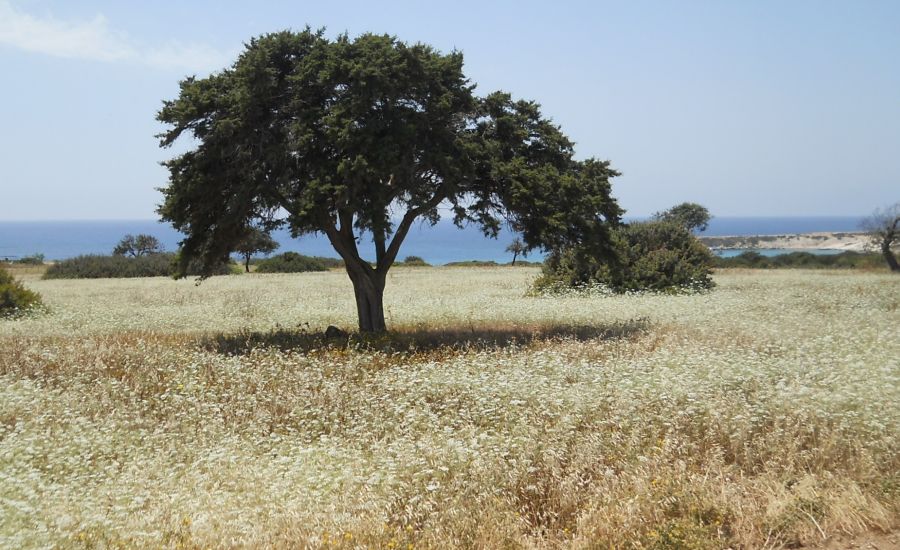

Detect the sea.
[{"left": 0, "top": 216, "right": 866, "bottom": 265}]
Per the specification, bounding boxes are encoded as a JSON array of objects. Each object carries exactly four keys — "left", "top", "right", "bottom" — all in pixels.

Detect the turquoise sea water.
[{"left": 0, "top": 217, "right": 865, "bottom": 265}]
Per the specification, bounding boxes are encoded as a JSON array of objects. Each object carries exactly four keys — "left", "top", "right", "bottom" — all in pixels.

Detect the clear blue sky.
[{"left": 2, "top": 0, "right": 898, "bottom": 220}]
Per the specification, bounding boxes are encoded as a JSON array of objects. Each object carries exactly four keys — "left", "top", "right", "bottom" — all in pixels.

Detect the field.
[{"left": 1, "top": 267, "right": 898, "bottom": 548}]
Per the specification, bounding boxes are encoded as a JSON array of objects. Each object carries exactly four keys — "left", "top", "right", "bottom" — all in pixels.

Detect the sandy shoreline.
[{"left": 699, "top": 231, "right": 871, "bottom": 252}]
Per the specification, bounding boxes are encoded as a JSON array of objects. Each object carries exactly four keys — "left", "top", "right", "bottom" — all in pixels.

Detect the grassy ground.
[{"left": 1, "top": 268, "right": 897, "bottom": 548}]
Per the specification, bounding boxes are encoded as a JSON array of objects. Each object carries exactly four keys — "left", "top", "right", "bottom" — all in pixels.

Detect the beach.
[{"left": 700, "top": 231, "right": 872, "bottom": 252}]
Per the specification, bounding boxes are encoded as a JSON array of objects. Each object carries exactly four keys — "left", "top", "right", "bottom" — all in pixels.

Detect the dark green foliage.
[
  {"left": 400, "top": 256, "right": 429, "bottom": 266},
  {"left": 43, "top": 253, "right": 232, "bottom": 279},
  {"left": 254, "top": 252, "right": 331, "bottom": 273},
  {"left": 714, "top": 250, "right": 885, "bottom": 269},
  {"left": 0, "top": 267, "right": 43, "bottom": 317},
  {"left": 15, "top": 253, "right": 45, "bottom": 265},
  {"left": 113, "top": 234, "right": 164, "bottom": 257},
  {"left": 444, "top": 260, "right": 500, "bottom": 267},
  {"left": 653, "top": 202, "right": 712, "bottom": 233},
  {"left": 534, "top": 221, "right": 715, "bottom": 294},
  {"left": 614, "top": 222, "right": 715, "bottom": 291},
  {"left": 157, "top": 29, "right": 621, "bottom": 331},
  {"left": 234, "top": 228, "right": 279, "bottom": 272}
]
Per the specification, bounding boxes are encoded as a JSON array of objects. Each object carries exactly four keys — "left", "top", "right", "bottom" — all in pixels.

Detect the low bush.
[
  {"left": 43, "top": 253, "right": 232, "bottom": 279},
  {"left": 15, "top": 253, "right": 45, "bottom": 265},
  {"left": 0, "top": 267, "right": 43, "bottom": 317},
  {"left": 714, "top": 250, "right": 884, "bottom": 269},
  {"left": 534, "top": 221, "right": 715, "bottom": 294},
  {"left": 399, "top": 255, "right": 430, "bottom": 266},
  {"left": 444, "top": 260, "right": 500, "bottom": 267},
  {"left": 255, "top": 252, "right": 332, "bottom": 273}
]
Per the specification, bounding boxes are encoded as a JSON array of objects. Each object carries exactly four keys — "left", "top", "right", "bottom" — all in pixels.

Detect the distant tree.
[
  {"left": 653, "top": 202, "right": 712, "bottom": 233},
  {"left": 113, "top": 234, "right": 163, "bottom": 257},
  {"left": 234, "top": 228, "right": 279, "bottom": 272},
  {"left": 157, "top": 29, "right": 622, "bottom": 332},
  {"left": 861, "top": 202, "right": 900, "bottom": 272},
  {"left": 505, "top": 237, "right": 528, "bottom": 266}
]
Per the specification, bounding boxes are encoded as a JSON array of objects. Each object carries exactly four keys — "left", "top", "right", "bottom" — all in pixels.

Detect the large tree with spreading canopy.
[{"left": 158, "top": 29, "right": 622, "bottom": 332}]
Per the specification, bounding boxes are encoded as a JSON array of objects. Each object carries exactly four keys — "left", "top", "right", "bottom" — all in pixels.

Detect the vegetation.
[
  {"left": 1, "top": 269, "right": 897, "bottom": 547},
  {"left": 0, "top": 266, "right": 42, "bottom": 317},
  {"left": 234, "top": 228, "right": 279, "bottom": 272},
  {"left": 535, "top": 220, "right": 714, "bottom": 294},
  {"left": 714, "top": 250, "right": 886, "bottom": 269},
  {"left": 399, "top": 255, "right": 429, "bottom": 267},
  {"left": 43, "top": 253, "right": 232, "bottom": 279},
  {"left": 11, "top": 253, "right": 45, "bottom": 265},
  {"left": 652, "top": 201, "right": 712, "bottom": 233},
  {"left": 112, "top": 234, "right": 164, "bottom": 257},
  {"left": 861, "top": 201, "right": 900, "bottom": 271},
  {"left": 157, "top": 29, "right": 622, "bottom": 332},
  {"left": 505, "top": 237, "right": 528, "bottom": 265},
  {"left": 444, "top": 260, "right": 500, "bottom": 267},
  {"left": 254, "top": 252, "right": 332, "bottom": 273}
]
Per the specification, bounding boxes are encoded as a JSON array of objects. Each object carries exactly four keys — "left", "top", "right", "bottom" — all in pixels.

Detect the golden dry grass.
[{"left": 1, "top": 268, "right": 898, "bottom": 548}]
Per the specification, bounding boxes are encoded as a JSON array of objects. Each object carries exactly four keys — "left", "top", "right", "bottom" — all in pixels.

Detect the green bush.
[
  {"left": 255, "top": 252, "right": 331, "bottom": 273},
  {"left": 444, "top": 260, "right": 499, "bottom": 267},
  {"left": 15, "top": 253, "right": 45, "bottom": 265},
  {"left": 714, "top": 250, "right": 884, "bottom": 269},
  {"left": 534, "top": 221, "right": 715, "bottom": 294},
  {"left": 400, "top": 255, "right": 430, "bottom": 266},
  {"left": 0, "top": 267, "right": 43, "bottom": 317},
  {"left": 43, "top": 253, "right": 233, "bottom": 279}
]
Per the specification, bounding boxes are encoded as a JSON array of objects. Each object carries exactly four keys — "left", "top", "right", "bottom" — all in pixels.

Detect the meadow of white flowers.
[{"left": 1, "top": 268, "right": 897, "bottom": 548}]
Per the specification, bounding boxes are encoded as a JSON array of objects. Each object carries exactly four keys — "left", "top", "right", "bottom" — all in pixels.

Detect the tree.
[
  {"left": 157, "top": 30, "right": 622, "bottom": 332},
  {"left": 505, "top": 237, "right": 527, "bottom": 266},
  {"left": 113, "top": 234, "right": 163, "bottom": 257},
  {"left": 234, "top": 228, "right": 279, "bottom": 272},
  {"left": 653, "top": 202, "right": 712, "bottom": 233},
  {"left": 861, "top": 202, "right": 900, "bottom": 272}
]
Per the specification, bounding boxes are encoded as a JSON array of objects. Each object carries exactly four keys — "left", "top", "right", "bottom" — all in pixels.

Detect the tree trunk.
[
  {"left": 882, "top": 239, "right": 900, "bottom": 272},
  {"left": 244, "top": 253, "right": 251, "bottom": 273},
  {"left": 511, "top": 251, "right": 518, "bottom": 266},
  {"left": 347, "top": 268, "right": 387, "bottom": 332}
]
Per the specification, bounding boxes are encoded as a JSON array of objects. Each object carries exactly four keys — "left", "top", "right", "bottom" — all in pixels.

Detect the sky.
[{"left": 1, "top": 0, "right": 898, "bottom": 221}]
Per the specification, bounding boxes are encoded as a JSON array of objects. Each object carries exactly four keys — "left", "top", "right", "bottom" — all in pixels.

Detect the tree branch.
[{"left": 378, "top": 183, "right": 450, "bottom": 272}]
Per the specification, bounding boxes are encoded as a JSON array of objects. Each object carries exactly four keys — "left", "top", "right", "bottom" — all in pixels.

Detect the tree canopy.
[
  {"left": 234, "top": 228, "right": 279, "bottom": 272},
  {"left": 861, "top": 202, "right": 899, "bottom": 272},
  {"left": 157, "top": 29, "right": 622, "bottom": 331},
  {"left": 505, "top": 237, "right": 527, "bottom": 266},
  {"left": 113, "top": 234, "right": 163, "bottom": 257},
  {"left": 652, "top": 202, "right": 712, "bottom": 233}
]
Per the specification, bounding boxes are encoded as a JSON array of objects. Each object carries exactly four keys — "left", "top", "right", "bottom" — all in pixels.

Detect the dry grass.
[{"left": 0, "top": 268, "right": 897, "bottom": 548}]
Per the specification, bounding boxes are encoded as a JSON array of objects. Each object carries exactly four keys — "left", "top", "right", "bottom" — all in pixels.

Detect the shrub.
[
  {"left": 15, "top": 253, "right": 45, "bottom": 265},
  {"left": 400, "top": 255, "right": 430, "bottom": 266},
  {"left": 43, "top": 253, "right": 232, "bottom": 279},
  {"left": 255, "top": 252, "right": 331, "bottom": 273},
  {"left": 0, "top": 267, "right": 43, "bottom": 317},
  {"left": 714, "top": 250, "right": 885, "bottom": 269},
  {"left": 534, "top": 221, "right": 715, "bottom": 294},
  {"left": 444, "top": 260, "right": 500, "bottom": 267}
]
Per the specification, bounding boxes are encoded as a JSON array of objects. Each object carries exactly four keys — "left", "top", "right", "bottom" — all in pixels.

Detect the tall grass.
[{"left": 0, "top": 268, "right": 897, "bottom": 547}]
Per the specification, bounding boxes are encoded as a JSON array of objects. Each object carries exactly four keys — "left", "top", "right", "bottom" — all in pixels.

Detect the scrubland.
[{"left": 1, "top": 267, "right": 898, "bottom": 548}]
